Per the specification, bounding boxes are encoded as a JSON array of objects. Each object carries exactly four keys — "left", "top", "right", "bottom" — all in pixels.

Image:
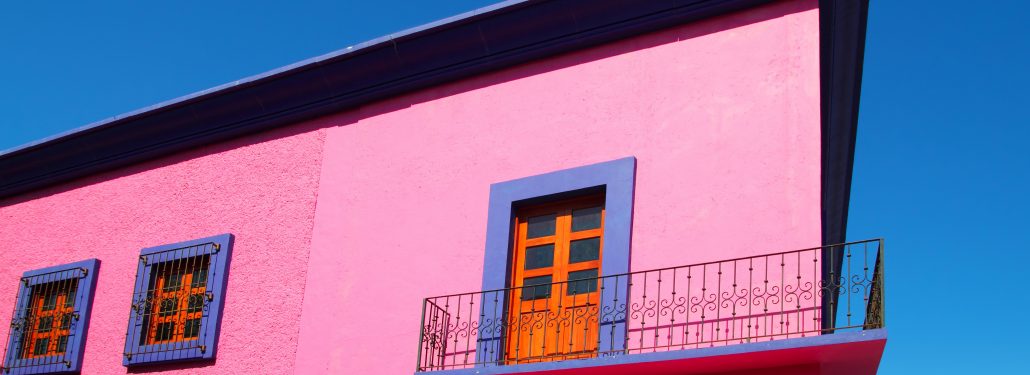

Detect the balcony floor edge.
[{"left": 418, "top": 329, "right": 887, "bottom": 375}]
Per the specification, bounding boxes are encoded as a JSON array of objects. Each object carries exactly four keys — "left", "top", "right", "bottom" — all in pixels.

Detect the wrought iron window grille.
[
  {"left": 122, "top": 234, "right": 233, "bottom": 366},
  {"left": 416, "top": 239, "right": 885, "bottom": 372},
  {"left": 2, "top": 259, "right": 99, "bottom": 375}
]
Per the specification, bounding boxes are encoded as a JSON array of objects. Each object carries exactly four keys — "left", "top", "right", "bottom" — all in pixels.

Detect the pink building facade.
[{"left": 0, "top": 0, "right": 883, "bottom": 374}]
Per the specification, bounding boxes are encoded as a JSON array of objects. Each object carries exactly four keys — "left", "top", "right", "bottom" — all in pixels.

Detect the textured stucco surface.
[
  {"left": 295, "top": 0, "right": 822, "bottom": 373},
  {"left": 0, "top": 0, "right": 824, "bottom": 374},
  {"left": 0, "top": 123, "right": 326, "bottom": 374}
]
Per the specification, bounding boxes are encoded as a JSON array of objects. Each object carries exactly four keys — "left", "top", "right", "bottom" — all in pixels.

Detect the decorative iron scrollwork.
[{"left": 416, "top": 239, "right": 886, "bottom": 372}]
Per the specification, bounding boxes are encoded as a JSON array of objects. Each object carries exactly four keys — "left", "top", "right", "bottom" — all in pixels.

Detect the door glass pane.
[
  {"left": 571, "top": 206, "right": 602, "bottom": 231},
  {"left": 567, "top": 269, "right": 598, "bottom": 295},
  {"left": 524, "top": 244, "right": 554, "bottom": 270},
  {"left": 526, "top": 214, "right": 556, "bottom": 238},
  {"left": 569, "top": 237, "right": 600, "bottom": 263},
  {"left": 521, "top": 275, "right": 553, "bottom": 301}
]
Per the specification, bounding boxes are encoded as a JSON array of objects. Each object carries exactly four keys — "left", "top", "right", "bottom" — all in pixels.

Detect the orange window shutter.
[
  {"left": 23, "top": 279, "right": 77, "bottom": 359},
  {"left": 145, "top": 256, "right": 209, "bottom": 345}
]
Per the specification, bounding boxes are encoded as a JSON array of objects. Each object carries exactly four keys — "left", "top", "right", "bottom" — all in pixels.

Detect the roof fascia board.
[
  {"left": 0, "top": 0, "right": 776, "bottom": 199},
  {"left": 0, "top": 0, "right": 869, "bottom": 258}
]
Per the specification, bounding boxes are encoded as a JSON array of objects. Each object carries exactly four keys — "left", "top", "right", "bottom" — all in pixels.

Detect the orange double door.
[{"left": 505, "top": 195, "right": 604, "bottom": 363}]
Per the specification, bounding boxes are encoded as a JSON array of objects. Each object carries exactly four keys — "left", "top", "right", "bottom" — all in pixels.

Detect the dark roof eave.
[
  {"left": 0, "top": 0, "right": 784, "bottom": 198},
  {"left": 820, "top": 0, "right": 869, "bottom": 246},
  {"left": 0, "top": 0, "right": 869, "bottom": 250}
]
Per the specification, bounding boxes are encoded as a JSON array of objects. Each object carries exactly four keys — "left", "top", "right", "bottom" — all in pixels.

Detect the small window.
[
  {"left": 122, "top": 234, "right": 233, "bottom": 366},
  {"left": 143, "top": 255, "right": 209, "bottom": 345},
  {"left": 1, "top": 259, "right": 100, "bottom": 374}
]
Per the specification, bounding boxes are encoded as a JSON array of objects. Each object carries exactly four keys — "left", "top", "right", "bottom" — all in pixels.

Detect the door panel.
[{"left": 505, "top": 195, "right": 604, "bottom": 363}]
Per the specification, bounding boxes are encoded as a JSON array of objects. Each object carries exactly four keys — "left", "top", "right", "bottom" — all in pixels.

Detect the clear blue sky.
[{"left": 1, "top": 1, "right": 1027, "bottom": 373}]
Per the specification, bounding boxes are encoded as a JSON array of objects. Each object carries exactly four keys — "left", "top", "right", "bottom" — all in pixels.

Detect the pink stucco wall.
[
  {"left": 295, "top": 0, "right": 821, "bottom": 373},
  {"left": 0, "top": 0, "right": 822, "bottom": 374},
  {"left": 0, "top": 124, "right": 326, "bottom": 373}
]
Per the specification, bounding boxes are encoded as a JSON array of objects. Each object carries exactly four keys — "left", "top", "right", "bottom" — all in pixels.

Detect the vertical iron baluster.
[
  {"left": 38, "top": 272, "right": 53, "bottom": 367},
  {"left": 571, "top": 279, "right": 579, "bottom": 359},
  {"left": 443, "top": 295, "right": 453, "bottom": 369},
  {"left": 544, "top": 281, "right": 554, "bottom": 361},
  {"left": 175, "top": 249, "right": 188, "bottom": 354},
  {"left": 699, "top": 264, "right": 707, "bottom": 347},
  {"left": 465, "top": 293, "right": 474, "bottom": 366},
  {"left": 668, "top": 269, "right": 677, "bottom": 350},
  {"left": 810, "top": 249, "right": 817, "bottom": 334},
  {"left": 794, "top": 251, "right": 801, "bottom": 337},
  {"left": 489, "top": 290, "right": 498, "bottom": 364},
  {"left": 416, "top": 298, "right": 427, "bottom": 371},
  {"left": 761, "top": 256, "right": 769, "bottom": 341},
  {"left": 683, "top": 267, "right": 691, "bottom": 349},
  {"left": 578, "top": 279, "right": 587, "bottom": 359},
  {"left": 715, "top": 263, "right": 722, "bottom": 346},
  {"left": 596, "top": 274, "right": 605, "bottom": 355},
  {"left": 653, "top": 269, "right": 661, "bottom": 352},
  {"left": 746, "top": 258, "right": 754, "bottom": 343},
  {"left": 731, "top": 260, "right": 739, "bottom": 344},
  {"left": 845, "top": 245, "right": 852, "bottom": 327},
  {"left": 878, "top": 240, "right": 886, "bottom": 328},
  {"left": 622, "top": 274, "right": 630, "bottom": 352},
  {"left": 638, "top": 272, "right": 646, "bottom": 352},
  {"left": 608, "top": 274, "right": 620, "bottom": 355},
  {"left": 733, "top": 260, "right": 741, "bottom": 342},
  {"left": 826, "top": 244, "right": 837, "bottom": 332},
  {"left": 862, "top": 242, "right": 870, "bottom": 328}
]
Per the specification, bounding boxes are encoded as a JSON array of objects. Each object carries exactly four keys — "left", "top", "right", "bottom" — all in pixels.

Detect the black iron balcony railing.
[{"left": 416, "top": 239, "right": 885, "bottom": 372}]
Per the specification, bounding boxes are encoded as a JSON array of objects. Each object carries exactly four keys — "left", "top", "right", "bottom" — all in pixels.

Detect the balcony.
[{"left": 416, "top": 239, "right": 886, "bottom": 374}]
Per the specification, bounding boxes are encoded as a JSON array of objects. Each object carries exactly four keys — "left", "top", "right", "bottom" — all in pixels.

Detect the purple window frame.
[
  {"left": 476, "top": 157, "right": 636, "bottom": 364},
  {"left": 2, "top": 259, "right": 100, "bottom": 375},
  {"left": 122, "top": 233, "right": 233, "bottom": 366}
]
